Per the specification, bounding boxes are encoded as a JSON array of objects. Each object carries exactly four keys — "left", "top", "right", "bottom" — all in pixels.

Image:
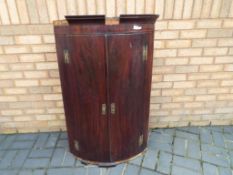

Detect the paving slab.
[
  {"left": 47, "top": 167, "right": 86, "bottom": 175},
  {"left": 60, "top": 132, "right": 68, "bottom": 139},
  {"left": 108, "top": 163, "right": 126, "bottom": 175},
  {"left": 23, "top": 158, "right": 50, "bottom": 168},
  {"left": 155, "top": 128, "right": 175, "bottom": 136},
  {"left": 212, "top": 131, "right": 225, "bottom": 148},
  {"left": 172, "top": 165, "right": 201, "bottom": 175},
  {"left": 203, "top": 163, "right": 218, "bottom": 175},
  {"left": 10, "top": 141, "right": 34, "bottom": 149},
  {"left": 202, "top": 152, "right": 230, "bottom": 167},
  {"left": 200, "top": 128, "right": 213, "bottom": 144},
  {"left": 173, "top": 155, "right": 201, "bottom": 172},
  {"left": 201, "top": 144, "right": 228, "bottom": 156},
  {"left": 11, "top": 150, "right": 29, "bottom": 168},
  {"left": 45, "top": 133, "right": 60, "bottom": 148},
  {"left": 19, "top": 169, "right": 46, "bottom": 175},
  {"left": 16, "top": 133, "right": 37, "bottom": 141},
  {"left": 100, "top": 168, "right": 110, "bottom": 175},
  {"left": 223, "top": 126, "right": 233, "bottom": 134},
  {"left": 29, "top": 149, "right": 53, "bottom": 158},
  {"left": 173, "top": 137, "right": 187, "bottom": 156},
  {"left": 0, "top": 150, "right": 17, "bottom": 168},
  {"left": 1, "top": 170, "right": 18, "bottom": 175},
  {"left": 50, "top": 148, "right": 66, "bottom": 167},
  {"left": 177, "top": 127, "right": 200, "bottom": 135},
  {"left": 0, "top": 135, "right": 6, "bottom": 143},
  {"left": 157, "top": 151, "right": 172, "bottom": 174},
  {"left": 141, "top": 149, "right": 158, "bottom": 170},
  {"left": 62, "top": 150, "right": 76, "bottom": 166},
  {"left": 187, "top": 141, "right": 201, "bottom": 159},
  {"left": 0, "top": 150, "right": 6, "bottom": 160},
  {"left": 175, "top": 130, "right": 199, "bottom": 141},
  {"left": 219, "top": 167, "right": 232, "bottom": 175},
  {"left": 129, "top": 154, "right": 143, "bottom": 166},
  {"left": 149, "top": 140, "right": 173, "bottom": 153},
  {"left": 140, "top": 168, "right": 162, "bottom": 175},
  {"left": 0, "top": 126, "right": 232, "bottom": 175},
  {"left": 0, "top": 135, "right": 16, "bottom": 150},
  {"left": 33, "top": 133, "right": 49, "bottom": 149},
  {"left": 124, "top": 164, "right": 140, "bottom": 175},
  {"left": 150, "top": 132, "right": 173, "bottom": 144},
  {"left": 56, "top": 139, "right": 69, "bottom": 148},
  {"left": 87, "top": 166, "right": 100, "bottom": 175}
]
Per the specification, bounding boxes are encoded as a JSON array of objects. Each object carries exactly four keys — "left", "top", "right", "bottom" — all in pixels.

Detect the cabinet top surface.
[
  {"left": 54, "top": 15, "right": 159, "bottom": 35},
  {"left": 54, "top": 14, "right": 159, "bottom": 26}
]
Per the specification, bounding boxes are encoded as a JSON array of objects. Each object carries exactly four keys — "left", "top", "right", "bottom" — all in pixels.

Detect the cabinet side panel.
[{"left": 142, "top": 32, "right": 154, "bottom": 149}]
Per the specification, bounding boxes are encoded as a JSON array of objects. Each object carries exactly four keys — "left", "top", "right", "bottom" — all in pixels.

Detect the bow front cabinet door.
[{"left": 54, "top": 15, "right": 159, "bottom": 166}]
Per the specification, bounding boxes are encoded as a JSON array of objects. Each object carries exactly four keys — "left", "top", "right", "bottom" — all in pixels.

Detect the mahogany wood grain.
[
  {"left": 54, "top": 14, "right": 158, "bottom": 165},
  {"left": 68, "top": 35, "right": 110, "bottom": 162},
  {"left": 65, "top": 15, "right": 105, "bottom": 24},
  {"left": 107, "top": 33, "right": 149, "bottom": 161},
  {"left": 120, "top": 14, "right": 159, "bottom": 23},
  {"left": 55, "top": 35, "right": 76, "bottom": 154}
]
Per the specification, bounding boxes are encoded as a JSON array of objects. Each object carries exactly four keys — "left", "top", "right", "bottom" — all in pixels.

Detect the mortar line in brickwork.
[
  {"left": 84, "top": 0, "right": 88, "bottom": 14},
  {"left": 15, "top": 0, "right": 21, "bottom": 24},
  {"left": 188, "top": 0, "right": 195, "bottom": 19},
  {"left": 160, "top": 0, "right": 164, "bottom": 19},
  {"left": 1, "top": 18, "right": 233, "bottom": 27},
  {"left": 4, "top": 0, "right": 12, "bottom": 24},
  {"left": 153, "top": 18, "right": 233, "bottom": 22},
  {"left": 171, "top": 0, "right": 176, "bottom": 19},
  {"left": 134, "top": 0, "right": 136, "bottom": 14},
  {"left": 24, "top": 0, "right": 31, "bottom": 24},
  {"left": 152, "top": 0, "right": 155, "bottom": 14},
  {"left": 54, "top": 0, "right": 59, "bottom": 21},
  {"left": 2, "top": 23, "right": 233, "bottom": 33},
  {"left": 115, "top": 0, "right": 117, "bottom": 16},
  {"left": 95, "top": 0, "right": 98, "bottom": 15}
]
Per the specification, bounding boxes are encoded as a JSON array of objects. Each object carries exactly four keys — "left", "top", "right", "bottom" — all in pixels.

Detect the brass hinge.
[
  {"left": 74, "top": 140, "right": 79, "bottom": 151},
  {"left": 63, "top": 49, "right": 70, "bottom": 64},
  {"left": 111, "top": 103, "right": 116, "bottom": 114},
  {"left": 142, "top": 44, "right": 148, "bottom": 61},
  {"left": 101, "top": 104, "right": 107, "bottom": 115},
  {"left": 138, "top": 134, "right": 143, "bottom": 147}
]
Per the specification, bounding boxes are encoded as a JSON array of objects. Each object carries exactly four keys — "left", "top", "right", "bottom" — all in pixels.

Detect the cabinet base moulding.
[{"left": 75, "top": 148, "right": 147, "bottom": 167}]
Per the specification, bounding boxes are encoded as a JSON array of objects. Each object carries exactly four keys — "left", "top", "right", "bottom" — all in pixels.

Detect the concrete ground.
[{"left": 0, "top": 126, "right": 233, "bottom": 175}]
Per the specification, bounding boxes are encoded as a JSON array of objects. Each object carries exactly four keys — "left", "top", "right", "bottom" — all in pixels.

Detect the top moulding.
[{"left": 53, "top": 14, "right": 159, "bottom": 26}]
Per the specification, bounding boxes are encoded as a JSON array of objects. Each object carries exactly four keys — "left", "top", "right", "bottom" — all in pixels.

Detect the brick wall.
[{"left": 0, "top": 0, "right": 233, "bottom": 133}]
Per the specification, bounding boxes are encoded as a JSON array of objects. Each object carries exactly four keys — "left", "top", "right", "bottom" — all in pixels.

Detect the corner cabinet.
[{"left": 54, "top": 15, "right": 159, "bottom": 166}]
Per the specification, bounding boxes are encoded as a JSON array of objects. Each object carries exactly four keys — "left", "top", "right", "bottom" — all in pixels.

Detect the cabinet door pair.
[{"left": 59, "top": 32, "right": 152, "bottom": 162}]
